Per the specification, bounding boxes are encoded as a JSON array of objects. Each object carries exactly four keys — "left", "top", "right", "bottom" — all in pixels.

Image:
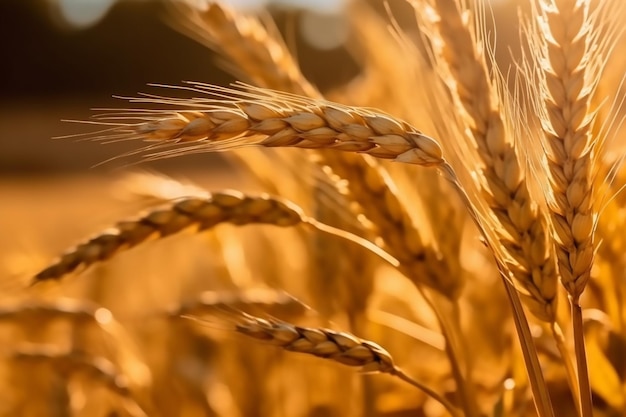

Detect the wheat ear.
[
  {"left": 84, "top": 83, "right": 443, "bottom": 167},
  {"left": 331, "top": 155, "right": 462, "bottom": 297},
  {"left": 221, "top": 312, "right": 462, "bottom": 417},
  {"left": 536, "top": 0, "right": 598, "bottom": 301},
  {"left": 33, "top": 191, "right": 304, "bottom": 283},
  {"left": 0, "top": 298, "right": 104, "bottom": 323},
  {"left": 425, "top": 0, "right": 558, "bottom": 323}
]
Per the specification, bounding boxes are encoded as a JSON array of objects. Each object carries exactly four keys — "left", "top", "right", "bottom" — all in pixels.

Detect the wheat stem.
[
  {"left": 571, "top": 298, "right": 593, "bottom": 417},
  {"left": 390, "top": 367, "right": 462, "bottom": 417},
  {"left": 551, "top": 321, "right": 581, "bottom": 416},
  {"left": 503, "top": 279, "right": 555, "bottom": 417},
  {"left": 441, "top": 167, "right": 555, "bottom": 417}
]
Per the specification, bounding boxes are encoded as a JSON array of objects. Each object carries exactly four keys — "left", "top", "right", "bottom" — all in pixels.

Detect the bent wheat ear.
[
  {"left": 234, "top": 313, "right": 395, "bottom": 373},
  {"left": 81, "top": 84, "right": 444, "bottom": 167},
  {"left": 33, "top": 191, "right": 304, "bottom": 283},
  {"left": 224, "top": 312, "right": 461, "bottom": 417}
]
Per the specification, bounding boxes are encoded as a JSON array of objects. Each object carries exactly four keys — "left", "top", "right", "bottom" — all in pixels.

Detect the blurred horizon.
[{"left": 0, "top": 0, "right": 358, "bottom": 174}]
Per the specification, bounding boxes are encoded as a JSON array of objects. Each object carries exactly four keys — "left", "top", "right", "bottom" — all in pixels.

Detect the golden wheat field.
[{"left": 2, "top": 0, "right": 626, "bottom": 416}]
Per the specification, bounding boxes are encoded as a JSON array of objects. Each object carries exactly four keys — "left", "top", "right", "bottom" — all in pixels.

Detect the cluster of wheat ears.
[{"left": 6, "top": 0, "right": 626, "bottom": 416}]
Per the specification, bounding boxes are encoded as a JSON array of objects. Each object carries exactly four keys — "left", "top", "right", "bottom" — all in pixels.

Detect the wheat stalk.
[
  {"left": 408, "top": 1, "right": 562, "bottom": 415},
  {"left": 33, "top": 189, "right": 397, "bottom": 284},
  {"left": 531, "top": 1, "right": 605, "bottom": 414}
]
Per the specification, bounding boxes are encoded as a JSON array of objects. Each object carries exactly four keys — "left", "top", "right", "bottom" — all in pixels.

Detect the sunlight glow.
[{"left": 56, "top": 0, "right": 116, "bottom": 28}]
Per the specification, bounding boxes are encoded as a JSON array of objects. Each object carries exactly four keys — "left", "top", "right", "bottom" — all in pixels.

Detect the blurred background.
[{"left": 0, "top": 0, "right": 362, "bottom": 173}]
